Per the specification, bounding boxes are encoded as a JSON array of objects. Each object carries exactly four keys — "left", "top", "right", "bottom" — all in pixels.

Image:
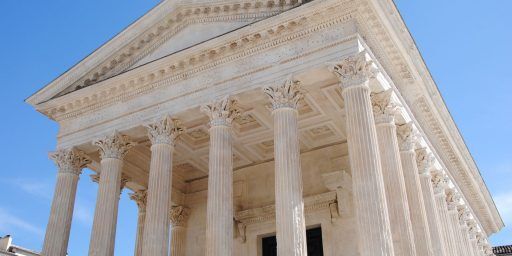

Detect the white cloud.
[
  {"left": 4, "top": 178, "right": 53, "bottom": 200},
  {"left": 0, "top": 208, "right": 44, "bottom": 237},
  {"left": 73, "top": 198, "right": 93, "bottom": 227}
]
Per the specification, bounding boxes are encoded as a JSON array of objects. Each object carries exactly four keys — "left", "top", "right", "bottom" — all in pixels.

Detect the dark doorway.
[{"left": 261, "top": 227, "right": 324, "bottom": 256}]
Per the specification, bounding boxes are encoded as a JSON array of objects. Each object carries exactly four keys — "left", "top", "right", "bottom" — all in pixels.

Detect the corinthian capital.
[
  {"left": 415, "top": 148, "right": 434, "bottom": 175},
  {"left": 49, "top": 148, "right": 91, "bottom": 175},
  {"left": 201, "top": 97, "right": 241, "bottom": 126},
  {"left": 263, "top": 76, "right": 305, "bottom": 110},
  {"left": 396, "top": 122, "right": 417, "bottom": 152},
  {"left": 328, "top": 51, "right": 377, "bottom": 88},
  {"left": 169, "top": 205, "right": 191, "bottom": 227},
  {"left": 445, "top": 188, "right": 460, "bottom": 211},
  {"left": 146, "top": 116, "right": 184, "bottom": 145},
  {"left": 129, "top": 190, "right": 147, "bottom": 212},
  {"left": 457, "top": 205, "right": 471, "bottom": 226},
  {"left": 93, "top": 131, "right": 135, "bottom": 160},
  {"left": 371, "top": 90, "right": 399, "bottom": 123},
  {"left": 430, "top": 170, "right": 448, "bottom": 195}
]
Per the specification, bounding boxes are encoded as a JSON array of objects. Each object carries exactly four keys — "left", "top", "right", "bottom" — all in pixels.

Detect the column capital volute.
[
  {"left": 145, "top": 116, "right": 184, "bottom": 146},
  {"left": 457, "top": 204, "right": 471, "bottom": 226},
  {"left": 129, "top": 189, "right": 147, "bottom": 212},
  {"left": 93, "top": 131, "right": 135, "bottom": 160},
  {"left": 263, "top": 76, "right": 305, "bottom": 111},
  {"left": 169, "top": 205, "right": 190, "bottom": 227},
  {"left": 415, "top": 147, "right": 434, "bottom": 176},
  {"left": 370, "top": 89, "right": 399, "bottom": 124},
  {"left": 396, "top": 122, "right": 418, "bottom": 152},
  {"left": 328, "top": 51, "right": 377, "bottom": 89},
  {"left": 49, "top": 148, "right": 91, "bottom": 175},
  {"left": 201, "top": 96, "right": 241, "bottom": 127},
  {"left": 445, "top": 188, "right": 460, "bottom": 211},
  {"left": 430, "top": 169, "right": 448, "bottom": 195}
]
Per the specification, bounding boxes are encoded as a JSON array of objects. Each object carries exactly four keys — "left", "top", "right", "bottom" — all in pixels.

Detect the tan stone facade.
[{"left": 27, "top": 0, "right": 502, "bottom": 255}]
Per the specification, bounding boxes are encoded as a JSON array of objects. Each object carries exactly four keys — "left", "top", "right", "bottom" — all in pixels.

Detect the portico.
[{"left": 28, "top": 0, "right": 502, "bottom": 256}]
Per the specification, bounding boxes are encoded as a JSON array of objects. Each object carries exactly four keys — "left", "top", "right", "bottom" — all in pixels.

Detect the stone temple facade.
[{"left": 26, "top": 0, "right": 503, "bottom": 256}]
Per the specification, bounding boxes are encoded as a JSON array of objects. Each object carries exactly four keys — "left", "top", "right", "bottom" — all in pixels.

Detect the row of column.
[{"left": 41, "top": 51, "right": 495, "bottom": 256}]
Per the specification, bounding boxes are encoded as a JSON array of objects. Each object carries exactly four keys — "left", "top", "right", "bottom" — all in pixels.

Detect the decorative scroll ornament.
[
  {"left": 430, "top": 170, "right": 447, "bottom": 195},
  {"left": 169, "top": 205, "right": 191, "bottom": 227},
  {"left": 49, "top": 148, "right": 91, "bottom": 175},
  {"left": 200, "top": 97, "right": 241, "bottom": 127},
  {"left": 93, "top": 131, "right": 135, "bottom": 160},
  {"left": 263, "top": 76, "right": 305, "bottom": 110},
  {"left": 445, "top": 188, "right": 460, "bottom": 211},
  {"left": 328, "top": 51, "right": 377, "bottom": 88},
  {"left": 396, "top": 122, "right": 417, "bottom": 152},
  {"left": 146, "top": 116, "right": 184, "bottom": 145},
  {"left": 457, "top": 205, "right": 471, "bottom": 226},
  {"left": 129, "top": 190, "right": 147, "bottom": 211},
  {"left": 370, "top": 89, "right": 399, "bottom": 123},
  {"left": 415, "top": 148, "right": 434, "bottom": 175}
]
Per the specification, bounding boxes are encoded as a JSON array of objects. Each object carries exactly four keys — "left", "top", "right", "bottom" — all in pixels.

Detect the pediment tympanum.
[{"left": 29, "top": 0, "right": 303, "bottom": 103}]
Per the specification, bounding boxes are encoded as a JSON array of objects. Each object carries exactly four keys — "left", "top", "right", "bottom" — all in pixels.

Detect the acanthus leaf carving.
[
  {"left": 396, "top": 122, "right": 417, "bottom": 152},
  {"left": 445, "top": 188, "right": 460, "bottom": 211},
  {"left": 370, "top": 89, "right": 399, "bottom": 123},
  {"left": 129, "top": 189, "right": 148, "bottom": 212},
  {"left": 200, "top": 97, "right": 241, "bottom": 126},
  {"left": 263, "top": 76, "right": 305, "bottom": 110},
  {"left": 415, "top": 147, "right": 434, "bottom": 176},
  {"left": 93, "top": 131, "right": 135, "bottom": 160},
  {"left": 430, "top": 169, "right": 448, "bottom": 195},
  {"left": 328, "top": 51, "right": 377, "bottom": 88},
  {"left": 49, "top": 148, "right": 91, "bottom": 175},
  {"left": 169, "top": 205, "right": 191, "bottom": 227},
  {"left": 145, "top": 116, "right": 184, "bottom": 145}
]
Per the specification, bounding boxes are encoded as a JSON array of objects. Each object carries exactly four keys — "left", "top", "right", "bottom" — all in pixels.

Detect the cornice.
[
  {"left": 27, "top": 0, "right": 303, "bottom": 106},
  {"left": 36, "top": 0, "right": 357, "bottom": 121}
]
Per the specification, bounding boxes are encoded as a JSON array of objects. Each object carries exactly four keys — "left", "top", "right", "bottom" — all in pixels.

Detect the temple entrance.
[{"left": 261, "top": 227, "right": 324, "bottom": 256}]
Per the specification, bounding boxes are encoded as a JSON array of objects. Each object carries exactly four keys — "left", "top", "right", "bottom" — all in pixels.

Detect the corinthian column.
[
  {"left": 446, "top": 189, "right": 468, "bottom": 256},
  {"left": 457, "top": 205, "right": 476, "bottom": 256},
  {"left": 170, "top": 206, "right": 191, "bottom": 256},
  {"left": 416, "top": 148, "right": 448, "bottom": 256},
  {"left": 129, "top": 190, "right": 147, "bottom": 256},
  {"left": 431, "top": 171, "right": 458, "bottom": 256},
  {"left": 89, "top": 132, "right": 134, "bottom": 256},
  {"left": 396, "top": 124, "right": 434, "bottom": 256},
  {"left": 264, "top": 77, "right": 307, "bottom": 256},
  {"left": 42, "top": 149, "right": 90, "bottom": 256},
  {"left": 201, "top": 97, "right": 240, "bottom": 256},
  {"left": 371, "top": 90, "right": 417, "bottom": 256},
  {"left": 329, "top": 52, "right": 394, "bottom": 256},
  {"left": 142, "top": 116, "right": 183, "bottom": 256},
  {"left": 468, "top": 220, "right": 481, "bottom": 256}
]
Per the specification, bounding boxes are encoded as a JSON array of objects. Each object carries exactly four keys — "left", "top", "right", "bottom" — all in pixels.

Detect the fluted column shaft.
[
  {"left": 171, "top": 226, "right": 186, "bottom": 256},
  {"left": 89, "top": 157, "right": 124, "bottom": 256},
  {"left": 274, "top": 107, "right": 307, "bottom": 255},
  {"left": 142, "top": 116, "right": 182, "bottom": 256},
  {"left": 434, "top": 193, "right": 458, "bottom": 256},
  {"left": 396, "top": 130, "right": 434, "bottom": 256},
  {"left": 264, "top": 78, "right": 307, "bottom": 256},
  {"left": 458, "top": 222, "right": 475, "bottom": 256},
  {"left": 142, "top": 144, "right": 173, "bottom": 256},
  {"left": 330, "top": 53, "right": 394, "bottom": 256},
  {"left": 89, "top": 132, "right": 133, "bottom": 256},
  {"left": 169, "top": 205, "right": 190, "bottom": 256},
  {"left": 415, "top": 149, "right": 448, "bottom": 256},
  {"left": 202, "top": 98, "right": 239, "bottom": 256},
  {"left": 130, "top": 190, "right": 147, "bottom": 256},
  {"left": 42, "top": 149, "right": 90, "bottom": 256},
  {"left": 206, "top": 124, "right": 233, "bottom": 256},
  {"left": 447, "top": 207, "right": 469, "bottom": 256},
  {"left": 373, "top": 92, "right": 416, "bottom": 256}
]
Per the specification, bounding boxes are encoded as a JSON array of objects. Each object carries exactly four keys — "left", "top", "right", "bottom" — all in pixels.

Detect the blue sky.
[{"left": 0, "top": 0, "right": 510, "bottom": 254}]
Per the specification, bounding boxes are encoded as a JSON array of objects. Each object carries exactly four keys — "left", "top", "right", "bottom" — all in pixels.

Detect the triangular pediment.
[{"left": 27, "top": 0, "right": 302, "bottom": 105}]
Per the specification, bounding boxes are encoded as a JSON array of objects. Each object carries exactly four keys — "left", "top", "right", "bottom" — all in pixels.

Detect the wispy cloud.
[
  {"left": 4, "top": 178, "right": 53, "bottom": 200},
  {"left": 73, "top": 198, "right": 94, "bottom": 227},
  {"left": 0, "top": 208, "right": 44, "bottom": 236}
]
